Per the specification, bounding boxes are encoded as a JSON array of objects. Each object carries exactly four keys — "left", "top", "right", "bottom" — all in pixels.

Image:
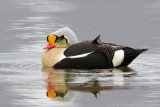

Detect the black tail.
[
  {"left": 119, "top": 48, "right": 148, "bottom": 67},
  {"left": 137, "top": 48, "right": 149, "bottom": 53}
]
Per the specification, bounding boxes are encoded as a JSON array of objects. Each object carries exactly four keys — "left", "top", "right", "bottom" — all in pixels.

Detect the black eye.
[{"left": 47, "top": 35, "right": 49, "bottom": 42}]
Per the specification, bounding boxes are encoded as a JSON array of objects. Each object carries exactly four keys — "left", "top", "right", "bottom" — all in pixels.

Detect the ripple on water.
[
  {"left": 16, "top": 0, "right": 75, "bottom": 13},
  {"left": 0, "top": 52, "right": 42, "bottom": 83},
  {"left": 0, "top": 51, "right": 160, "bottom": 106}
]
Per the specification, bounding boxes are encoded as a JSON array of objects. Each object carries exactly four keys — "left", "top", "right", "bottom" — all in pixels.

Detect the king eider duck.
[{"left": 41, "top": 27, "right": 148, "bottom": 69}]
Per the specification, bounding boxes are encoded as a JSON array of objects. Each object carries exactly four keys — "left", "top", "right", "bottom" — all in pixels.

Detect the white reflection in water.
[
  {"left": 10, "top": 16, "right": 59, "bottom": 31},
  {"left": 16, "top": 0, "right": 75, "bottom": 13},
  {"left": 112, "top": 69, "right": 124, "bottom": 86},
  {"left": 17, "top": 43, "right": 45, "bottom": 52}
]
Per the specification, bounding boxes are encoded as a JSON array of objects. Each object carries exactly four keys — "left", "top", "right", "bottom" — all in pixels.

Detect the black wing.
[
  {"left": 64, "top": 35, "right": 124, "bottom": 57},
  {"left": 54, "top": 45, "right": 115, "bottom": 69}
]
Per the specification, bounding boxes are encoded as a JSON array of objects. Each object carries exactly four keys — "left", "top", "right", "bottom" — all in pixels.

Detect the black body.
[{"left": 54, "top": 35, "right": 148, "bottom": 69}]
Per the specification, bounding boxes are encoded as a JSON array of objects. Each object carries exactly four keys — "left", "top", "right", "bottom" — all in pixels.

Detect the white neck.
[{"left": 53, "top": 27, "right": 78, "bottom": 44}]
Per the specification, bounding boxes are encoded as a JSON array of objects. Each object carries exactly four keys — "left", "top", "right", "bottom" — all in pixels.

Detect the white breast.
[{"left": 112, "top": 50, "right": 124, "bottom": 67}]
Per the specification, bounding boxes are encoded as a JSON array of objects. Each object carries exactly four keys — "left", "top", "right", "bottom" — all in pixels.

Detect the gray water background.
[{"left": 0, "top": 0, "right": 160, "bottom": 107}]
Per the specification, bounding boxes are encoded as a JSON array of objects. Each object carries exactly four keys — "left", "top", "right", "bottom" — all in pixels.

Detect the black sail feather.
[{"left": 92, "top": 35, "right": 103, "bottom": 45}]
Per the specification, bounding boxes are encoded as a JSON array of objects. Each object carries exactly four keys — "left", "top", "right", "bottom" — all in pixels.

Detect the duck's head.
[
  {"left": 44, "top": 34, "right": 71, "bottom": 49},
  {"left": 44, "top": 27, "right": 78, "bottom": 49}
]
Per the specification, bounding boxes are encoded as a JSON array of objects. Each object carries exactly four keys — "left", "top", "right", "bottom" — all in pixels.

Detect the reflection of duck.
[
  {"left": 41, "top": 27, "right": 148, "bottom": 69},
  {"left": 42, "top": 67, "right": 136, "bottom": 99},
  {"left": 65, "top": 67, "right": 136, "bottom": 98},
  {"left": 42, "top": 67, "right": 69, "bottom": 100}
]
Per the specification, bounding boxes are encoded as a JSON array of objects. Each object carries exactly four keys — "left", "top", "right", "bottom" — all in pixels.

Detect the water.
[{"left": 0, "top": 0, "right": 160, "bottom": 107}]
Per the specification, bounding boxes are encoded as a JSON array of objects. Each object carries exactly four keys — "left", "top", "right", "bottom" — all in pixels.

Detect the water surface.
[{"left": 0, "top": 0, "right": 160, "bottom": 107}]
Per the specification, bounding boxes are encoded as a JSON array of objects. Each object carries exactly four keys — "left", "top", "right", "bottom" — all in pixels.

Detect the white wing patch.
[
  {"left": 68, "top": 52, "right": 93, "bottom": 58},
  {"left": 60, "top": 52, "right": 93, "bottom": 60},
  {"left": 112, "top": 50, "right": 124, "bottom": 67}
]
